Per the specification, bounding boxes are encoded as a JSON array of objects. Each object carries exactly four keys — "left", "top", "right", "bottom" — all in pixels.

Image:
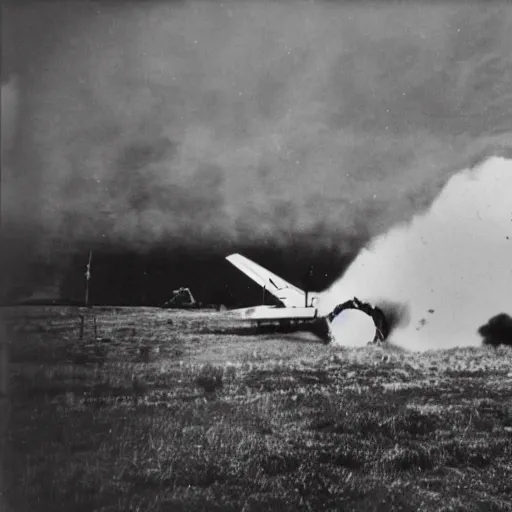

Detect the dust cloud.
[
  {"left": 1, "top": 2, "right": 512, "bottom": 304},
  {"left": 3, "top": 3, "right": 512, "bottom": 247},
  {"left": 321, "top": 157, "right": 512, "bottom": 351}
]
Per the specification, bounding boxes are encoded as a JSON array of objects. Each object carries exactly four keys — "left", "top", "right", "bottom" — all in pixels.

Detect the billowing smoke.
[
  {"left": 321, "top": 157, "right": 512, "bottom": 351},
  {"left": 2, "top": 2, "right": 512, "bottom": 302},
  {"left": 479, "top": 313, "right": 512, "bottom": 347}
]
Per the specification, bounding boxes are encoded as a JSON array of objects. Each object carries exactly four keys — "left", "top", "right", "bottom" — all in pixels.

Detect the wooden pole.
[
  {"left": 85, "top": 250, "right": 92, "bottom": 308},
  {"left": 79, "top": 314, "right": 85, "bottom": 341},
  {"left": 304, "top": 265, "right": 313, "bottom": 307},
  {"left": 141, "top": 258, "right": 148, "bottom": 306}
]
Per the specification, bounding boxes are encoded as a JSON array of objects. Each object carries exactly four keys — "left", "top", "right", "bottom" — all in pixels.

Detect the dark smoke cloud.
[
  {"left": 2, "top": 2, "right": 512, "bottom": 299},
  {"left": 479, "top": 314, "right": 512, "bottom": 347}
]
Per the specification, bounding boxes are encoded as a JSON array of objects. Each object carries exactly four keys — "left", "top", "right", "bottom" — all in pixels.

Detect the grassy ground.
[{"left": 3, "top": 306, "right": 512, "bottom": 511}]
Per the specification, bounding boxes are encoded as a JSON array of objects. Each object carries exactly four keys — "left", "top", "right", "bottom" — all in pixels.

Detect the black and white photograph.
[{"left": 1, "top": 1, "right": 512, "bottom": 510}]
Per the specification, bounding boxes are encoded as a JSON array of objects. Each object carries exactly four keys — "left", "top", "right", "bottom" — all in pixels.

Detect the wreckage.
[
  {"left": 161, "top": 287, "right": 198, "bottom": 309},
  {"left": 226, "top": 253, "right": 389, "bottom": 344},
  {"left": 161, "top": 287, "right": 221, "bottom": 310}
]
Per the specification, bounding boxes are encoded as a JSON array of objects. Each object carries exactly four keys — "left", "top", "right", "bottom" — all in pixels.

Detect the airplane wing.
[{"left": 226, "top": 253, "right": 306, "bottom": 308}]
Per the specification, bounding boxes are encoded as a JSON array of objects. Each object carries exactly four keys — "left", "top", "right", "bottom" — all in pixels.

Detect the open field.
[{"left": 3, "top": 306, "right": 512, "bottom": 511}]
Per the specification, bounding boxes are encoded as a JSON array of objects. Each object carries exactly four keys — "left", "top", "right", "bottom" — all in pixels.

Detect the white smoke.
[{"left": 320, "top": 157, "right": 512, "bottom": 351}]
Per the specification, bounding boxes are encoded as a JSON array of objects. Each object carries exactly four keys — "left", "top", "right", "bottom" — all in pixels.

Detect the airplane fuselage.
[
  {"left": 232, "top": 305, "right": 318, "bottom": 321},
  {"left": 225, "top": 253, "right": 388, "bottom": 344}
]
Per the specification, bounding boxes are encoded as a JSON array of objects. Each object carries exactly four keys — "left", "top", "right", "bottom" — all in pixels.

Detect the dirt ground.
[{"left": 2, "top": 306, "right": 512, "bottom": 511}]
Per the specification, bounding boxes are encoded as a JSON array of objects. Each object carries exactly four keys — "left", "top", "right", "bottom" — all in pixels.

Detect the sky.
[{"left": 1, "top": 1, "right": 512, "bottom": 308}]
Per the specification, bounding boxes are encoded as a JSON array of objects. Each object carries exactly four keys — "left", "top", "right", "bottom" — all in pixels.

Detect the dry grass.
[{"left": 3, "top": 306, "right": 512, "bottom": 511}]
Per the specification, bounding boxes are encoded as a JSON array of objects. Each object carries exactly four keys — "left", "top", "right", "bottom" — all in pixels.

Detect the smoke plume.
[
  {"left": 478, "top": 313, "right": 512, "bottom": 347},
  {"left": 322, "top": 157, "right": 512, "bottom": 351}
]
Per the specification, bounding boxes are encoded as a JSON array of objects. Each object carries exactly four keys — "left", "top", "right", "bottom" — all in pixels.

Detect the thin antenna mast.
[
  {"left": 85, "top": 250, "right": 92, "bottom": 307},
  {"left": 304, "top": 264, "right": 313, "bottom": 307}
]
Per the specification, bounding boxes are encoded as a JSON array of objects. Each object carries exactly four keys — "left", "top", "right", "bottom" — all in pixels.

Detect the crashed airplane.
[{"left": 226, "top": 253, "right": 390, "bottom": 344}]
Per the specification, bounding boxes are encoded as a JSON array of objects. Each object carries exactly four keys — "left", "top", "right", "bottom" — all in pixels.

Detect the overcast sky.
[{"left": 2, "top": 1, "right": 512, "bottom": 301}]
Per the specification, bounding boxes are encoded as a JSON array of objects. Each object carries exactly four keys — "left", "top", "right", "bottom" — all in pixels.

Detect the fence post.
[
  {"left": 79, "top": 309, "right": 98, "bottom": 341},
  {"left": 79, "top": 314, "right": 84, "bottom": 340}
]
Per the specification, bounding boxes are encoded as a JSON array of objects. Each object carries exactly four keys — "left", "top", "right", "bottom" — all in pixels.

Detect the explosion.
[{"left": 321, "top": 157, "right": 512, "bottom": 351}]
